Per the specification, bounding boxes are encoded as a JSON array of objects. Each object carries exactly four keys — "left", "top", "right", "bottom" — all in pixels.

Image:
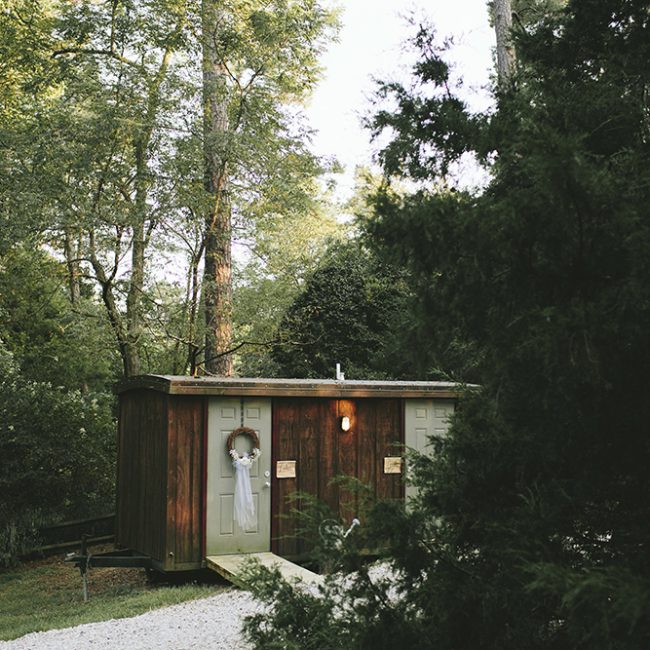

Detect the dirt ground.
[
  {"left": 13, "top": 544, "right": 150, "bottom": 596},
  {"left": 14, "top": 543, "right": 226, "bottom": 597}
]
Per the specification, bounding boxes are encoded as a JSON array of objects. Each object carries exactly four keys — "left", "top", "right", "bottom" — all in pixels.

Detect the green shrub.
[{"left": 0, "top": 346, "right": 116, "bottom": 566}]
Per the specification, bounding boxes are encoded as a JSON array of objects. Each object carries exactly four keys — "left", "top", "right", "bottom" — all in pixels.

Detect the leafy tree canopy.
[{"left": 0, "top": 246, "right": 118, "bottom": 391}]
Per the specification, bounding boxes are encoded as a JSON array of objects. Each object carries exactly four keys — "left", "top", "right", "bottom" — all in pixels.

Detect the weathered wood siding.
[
  {"left": 271, "top": 398, "right": 402, "bottom": 558},
  {"left": 166, "top": 395, "right": 204, "bottom": 569},
  {"left": 116, "top": 377, "right": 460, "bottom": 569},
  {"left": 116, "top": 391, "right": 205, "bottom": 571},
  {"left": 116, "top": 389, "right": 168, "bottom": 564}
]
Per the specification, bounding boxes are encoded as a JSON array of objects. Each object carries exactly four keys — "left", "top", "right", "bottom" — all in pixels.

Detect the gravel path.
[
  {"left": 1, "top": 562, "right": 391, "bottom": 648},
  {"left": 0, "top": 589, "right": 262, "bottom": 650}
]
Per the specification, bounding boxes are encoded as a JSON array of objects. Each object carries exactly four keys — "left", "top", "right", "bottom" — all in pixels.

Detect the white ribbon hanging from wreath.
[{"left": 227, "top": 428, "right": 261, "bottom": 530}]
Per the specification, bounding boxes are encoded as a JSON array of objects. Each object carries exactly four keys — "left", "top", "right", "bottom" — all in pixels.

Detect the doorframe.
[
  {"left": 203, "top": 396, "right": 273, "bottom": 557},
  {"left": 201, "top": 396, "right": 209, "bottom": 560},
  {"left": 270, "top": 397, "right": 278, "bottom": 553}
]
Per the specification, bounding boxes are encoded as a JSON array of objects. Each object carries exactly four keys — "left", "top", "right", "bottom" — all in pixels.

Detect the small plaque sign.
[
  {"left": 383, "top": 456, "right": 402, "bottom": 474},
  {"left": 276, "top": 460, "right": 297, "bottom": 479}
]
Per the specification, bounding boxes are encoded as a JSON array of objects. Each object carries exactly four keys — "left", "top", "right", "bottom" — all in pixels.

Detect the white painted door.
[
  {"left": 404, "top": 399, "right": 455, "bottom": 501},
  {"left": 206, "top": 398, "right": 272, "bottom": 555}
]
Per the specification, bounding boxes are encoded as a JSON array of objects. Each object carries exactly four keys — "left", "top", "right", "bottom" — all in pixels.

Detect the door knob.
[{"left": 264, "top": 481, "right": 271, "bottom": 488}]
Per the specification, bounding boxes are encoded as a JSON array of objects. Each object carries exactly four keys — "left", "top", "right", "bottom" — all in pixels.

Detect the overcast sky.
[{"left": 304, "top": 0, "right": 496, "bottom": 198}]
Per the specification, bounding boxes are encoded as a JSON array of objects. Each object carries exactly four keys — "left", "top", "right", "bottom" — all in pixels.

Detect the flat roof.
[{"left": 117, "top": 375, "right": 466, "bottom": 399}]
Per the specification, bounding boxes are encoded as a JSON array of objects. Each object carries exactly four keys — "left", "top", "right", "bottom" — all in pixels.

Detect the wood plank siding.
[
  {"left": 271, "top": 398, "right": 403, "bottom": 558},
  {"left": 166, "top": 396, "right": 204, "bottom": 569},
  {"left": 116, "top": 390, "right": 204, "bottom": 571},
  {"left": 116, "top": 389, "right": 168, "bottom": 565},
  {"left": 117, "top": 377, "right": 462, "bottom": 570}
]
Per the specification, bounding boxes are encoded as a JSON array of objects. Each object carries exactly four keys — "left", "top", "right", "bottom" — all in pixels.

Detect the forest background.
[{"left": 2, "top": 1, "right": 650, "bottom": 647}]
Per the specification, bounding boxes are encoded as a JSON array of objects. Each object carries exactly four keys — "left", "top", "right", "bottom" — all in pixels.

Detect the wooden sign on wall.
[
  {"left": 384, "top": 456, "right": 402, "bottom": 474},
  {"left": 383, "top": 457, "right": 402, "bottom": 474},
  {"left": 276, "top": 460, "right": 297, "bottom": 479}
]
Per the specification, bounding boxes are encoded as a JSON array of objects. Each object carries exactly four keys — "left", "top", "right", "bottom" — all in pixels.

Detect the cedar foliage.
[{"left": 244, "top": 1, "right": 650, "bottom": 647}]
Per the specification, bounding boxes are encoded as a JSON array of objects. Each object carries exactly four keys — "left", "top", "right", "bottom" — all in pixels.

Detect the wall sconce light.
[{"left": 340, "top": 416, "right": 351, "bottom": 432}]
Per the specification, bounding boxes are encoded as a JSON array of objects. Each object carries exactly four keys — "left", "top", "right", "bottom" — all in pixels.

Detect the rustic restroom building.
[{"left": 116, "top": 376, "right": 460, "bottom": 572}]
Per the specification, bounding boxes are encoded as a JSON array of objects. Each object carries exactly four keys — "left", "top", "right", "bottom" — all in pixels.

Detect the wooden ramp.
[{"left": 206, "top": 552, "right": 323, "bottom": 588}]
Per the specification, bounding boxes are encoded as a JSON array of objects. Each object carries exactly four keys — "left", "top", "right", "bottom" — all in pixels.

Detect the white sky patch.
[{"left": 305, "top": 0, "right": 496, "bottom": 200}]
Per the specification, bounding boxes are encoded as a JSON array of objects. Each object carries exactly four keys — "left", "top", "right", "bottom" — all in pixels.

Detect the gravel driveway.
[{"left": 0, "top": 588, "right": 262, "bottom": 650}]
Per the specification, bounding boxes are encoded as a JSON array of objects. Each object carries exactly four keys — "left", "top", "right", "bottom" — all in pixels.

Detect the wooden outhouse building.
[{"left": 116, "top": 376, "right": 460, "bottom": 572}]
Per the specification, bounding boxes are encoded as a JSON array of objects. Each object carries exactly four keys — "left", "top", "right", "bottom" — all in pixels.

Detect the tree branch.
[{"left": 52, "top": 47, "right": 141, "bottom": 69}]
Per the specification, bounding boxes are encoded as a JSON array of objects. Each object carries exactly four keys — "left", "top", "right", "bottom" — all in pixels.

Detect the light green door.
[
  {"left": 206, "top": 398, "right": 272, "bottom": 555},
  {"left": 404, "top": 399, "right": 455, "bottom": 501}
]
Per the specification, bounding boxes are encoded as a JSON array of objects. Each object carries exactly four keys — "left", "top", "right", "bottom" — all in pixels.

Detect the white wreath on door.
[{"left": 226, "top": 427, "right": 261, "bottom": 529}]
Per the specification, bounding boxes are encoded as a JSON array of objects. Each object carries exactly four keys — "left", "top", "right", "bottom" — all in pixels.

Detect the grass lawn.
[{"left": 0, "top": 545, "right": 230, "bottom": 641}]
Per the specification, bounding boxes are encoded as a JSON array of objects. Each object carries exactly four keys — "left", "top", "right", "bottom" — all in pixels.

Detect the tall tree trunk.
[
  {"left": 63, "top": 227, "right": 81, "bottom": 305},
  {"left": 494, "top": 0, "right": 516, "bottom": 88},
  {"left": 64, "top": 227, "right": 89, "bottom": 392},
  {"left": 123, "top": 46, "right": 175, "bottom": 378},
  {"left": 186, "top": 245, "right": 203, "bottom": 376},
  {"left": 124, "top": 141, "right": 151, "bottom": 378},
  {"left": 202, "top": 0, "right": 234, "bottom": 377},
  {"left": 125, "top": 216, "right": 145, "bottom": 377},
  {"left": 87, "top": 227, "right": 135, "bottom": 377}
]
